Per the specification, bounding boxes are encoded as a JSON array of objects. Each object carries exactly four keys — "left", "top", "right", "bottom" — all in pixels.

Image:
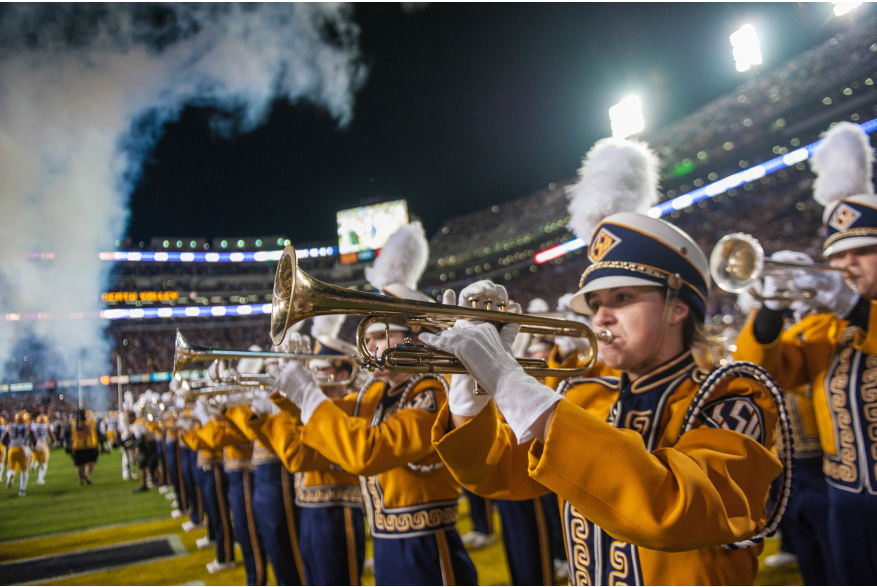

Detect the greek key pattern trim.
[
  {"left": 363, "top": 476, "right": 457, "bottom": 537},
  {"left": 294, "top": 473, "right": 363, "bottom": 507},
  {"left": 824, "top": 330, "right": 858, "bottom": 484},
  {"left": 566, "top": 502, "right": 593, "bottom": 586},
  {"left": 860, "top": 354, "right": 877, "bottom": 484}
]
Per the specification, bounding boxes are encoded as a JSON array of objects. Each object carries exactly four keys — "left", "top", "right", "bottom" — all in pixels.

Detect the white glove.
[
  {"left": 762, "top": 251, "right": 811, "bottom": 311},
  {"left": 174, "top": 397, "right": 186, "bottom": 409},
  {"left": 555, "top": 335, "right": 589, "bottom": 358},
  {"left": 788, "top": 268, "right": 859, "bottom": 319},
  {"left": 192, "top": 403, "right": 210, "bottom": 426},
  {"left": 440, "top": 282, "right": 520, "bottom": 418},
  {"left": 274, "top": 361, "right": 328, "bottom": 424},
  {"left": 265, "top": 363, "right": 281, "bottom": 380},
  {"left": 250, "top": 391, "right": 279, "bottom": 417},
  {"left": 421, "top": 322, "right": 560, "bottom": 443},
  {"left": 737, "top": 279, "right": 763, "bottom": 316}
]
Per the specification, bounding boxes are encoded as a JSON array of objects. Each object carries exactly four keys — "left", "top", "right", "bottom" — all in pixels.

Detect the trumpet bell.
[{"left": 709, "top": 233, "right": 764, "bottom": 294}]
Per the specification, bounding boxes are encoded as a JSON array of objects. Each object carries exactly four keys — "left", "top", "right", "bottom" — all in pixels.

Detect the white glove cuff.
[
  {"left": 491, "top": 368, "right": 562, "bottom": 444},
  {"left": 299, "top": 384, "right": 329, "bottom": 425},
  {"left": 448, "top": 375, "right": 490, "bottom": 417}
]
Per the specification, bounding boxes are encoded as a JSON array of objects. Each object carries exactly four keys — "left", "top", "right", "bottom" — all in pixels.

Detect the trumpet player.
[
  {"left": 425, "top": 138, "right": 785, "bottom": 585},
  {"left": 733, "top": 122, "right": 877, "bottom": 584},
  {"left": 225, "top": 344, "right": 307, "bottom": 586},
  {"left": 270, "top": 222, "right": 478, "bottom": 586},
  {"left": 258, "top": 315, "right": 366, "bottom": 586}
]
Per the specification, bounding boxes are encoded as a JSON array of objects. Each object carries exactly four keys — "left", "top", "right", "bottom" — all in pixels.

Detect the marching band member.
[
  {"left": 3, "top": 411, "right": 35, "bottom": 496},
  {"left": 119, "top": 391, "right": 136, "bottom": 481},
  {"left": 197, "top": 391, "right": 267, "bottom": 585},
  {"left": 31, "top": 412, "right": 54, "bottom": 485},
  {"left": 175, "top": 390, "right": 207, "bottom": 533},
  {"left": 425, "top": 138, "right": 785, "bottom": 585},
  {"left": 225, "top": 354, "right": 308, "bottom": 586},
  {"left": 258, "top": 314, "right": 366, "bottom": 586},
  {"left": 271, "top": 222, "right": 478, "bottom": 586},
  {"left": 735, "top": 269, "right": 833, "bottom": 585},
  {"left": 190, "top": 399, "right": 237, "bottom": 574},
  {"left": 734, "top": 122, "right": 877, "bottom": 584},
  {"left": 163, "top": 387, "right": 190, "bottom": 519}
]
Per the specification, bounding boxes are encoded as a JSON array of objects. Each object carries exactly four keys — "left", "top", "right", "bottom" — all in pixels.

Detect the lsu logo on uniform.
[
  {"left": 696, "top": 395, "right": 764, "bottom": 443},
  {"left": 588, "top": 228, "right": 622, "bottom": 263},
  {"left": 829, "top": 203, "right": 862, "bottom": 232}
]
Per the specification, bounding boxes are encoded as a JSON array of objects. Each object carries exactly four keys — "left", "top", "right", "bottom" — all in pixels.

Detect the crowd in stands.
[{"left": 645, "top": 16, "right": 877, "bottom": 166}]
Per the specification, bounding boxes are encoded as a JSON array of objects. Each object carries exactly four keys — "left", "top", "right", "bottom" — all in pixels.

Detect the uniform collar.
[{"left": 619, "top": 350, "right": 696, "bottom": 395}]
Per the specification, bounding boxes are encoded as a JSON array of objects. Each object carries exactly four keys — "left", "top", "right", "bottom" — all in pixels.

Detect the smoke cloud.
[{"left": 0, "top": 4, "right": 367, "bottom": 383}]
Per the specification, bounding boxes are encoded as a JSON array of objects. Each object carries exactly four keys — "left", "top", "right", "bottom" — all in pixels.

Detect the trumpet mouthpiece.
[{"left": 596, "top": 330, "right": 613, "bottom": 343}]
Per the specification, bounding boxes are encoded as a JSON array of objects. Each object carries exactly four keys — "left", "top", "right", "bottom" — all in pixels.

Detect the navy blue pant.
[
  {"left": 156, "top": 439, "right": 169, "bottom": 488},
  {"left": 180, "top": 445, "right": 203, "bottom": 524},
  {"left": 780, "top": 457, "right": 833, "bottom": 585},
  {"left": 496, "top": 495, "right": 563, "bottom": 585},
  {"left": 253, "top": 462, "right": 305, "bottom": 586},
  {"left": 300, "top": 505, "right": 365, "bottom": 586},
  {"left": 165, "top": 440, "right": 186, "bottom": 511},
  {"left": 828, "top": 483, "right": 877, "bottom": 585},
  {"left": 200, "top": 464, "right": 234, "bottom": 564},
  {"left": 228, "top": 470, "right": 267, "bottom": 586},
  {"left": 464, "top": 487, "right": 494, "bottom": 535},
  {"left": 373, "top": 528, "right": 477, "bottom": 586}
]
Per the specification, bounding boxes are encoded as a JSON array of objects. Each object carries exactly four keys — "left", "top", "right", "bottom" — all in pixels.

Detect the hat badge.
[
  {"left": 588, "top": 227, "right": 622, "bottom": 263},
  {"left": 829, "top": 203, "right": 862, "bottom": 232}
]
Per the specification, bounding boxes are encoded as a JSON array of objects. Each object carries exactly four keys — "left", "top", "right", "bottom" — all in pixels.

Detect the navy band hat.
[
  {"left": 822, "top": 194, "right": 877, "bottom": 257},
  {"left": 569, "top": 212, "right": 710, "bottom": 321}
]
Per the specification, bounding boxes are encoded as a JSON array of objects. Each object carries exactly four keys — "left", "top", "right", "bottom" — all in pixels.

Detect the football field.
[{"left": 0, "top": 448, "right": 802, "bottom": 585}]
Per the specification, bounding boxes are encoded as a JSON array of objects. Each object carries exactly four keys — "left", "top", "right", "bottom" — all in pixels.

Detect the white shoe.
[
  {"left": 461, "top": 531, "right": 494, "bottom": 549},
  {"left": 37, "top": 479, "right": 46, "bottom": 485},
  {"left": 18, "top": 490, "right": 26, "bottom": 497},
  {"left": 6, "top": 476, "right": 12, "bottom": 489},
  {"left": 171, "top": 509, "right": 184, "bottom": 519},
  {"left": 182, "top": 520, "right": 206, "bottom": 532},
  {"left": 158, "top": 485, "right": 170, "bottom": 494},
  {"left": 196, "top": 536, "right": 216, "bottom": 550},
  {"left": 171, "top": 500, "right": 179, "bottom": 509},
  {"left": 363, "top": 558, "right": 374, "bottom": 572},
  {"left": 206, "top": 560, "right": 236, "bottom": 574},
  {"left": 764, "top": 550, "right": 797, "bottom": 567},
  {"left": 165, "top": 492, "right": 177, "bottom": 501}
]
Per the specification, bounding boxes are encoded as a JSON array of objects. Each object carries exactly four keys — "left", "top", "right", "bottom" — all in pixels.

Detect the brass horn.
[
  {"left": 271, "top": 246, "right": 611, "bottom": 378},
  {"left": 173, "top": 331, "right": 359, "bottom": 387},
  {"left": 710, "top": 233, "right": 853, "bottom": 300}
]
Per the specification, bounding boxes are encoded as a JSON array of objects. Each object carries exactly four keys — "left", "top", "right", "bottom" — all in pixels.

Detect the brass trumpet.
[
  {"left": 710, "top": 233, "right": 853, "bottom": 299},
  {"left": 271, "top": 246, "right": 610, "bottom": 378},
  {"left": 173, "top": 331, "right": 359, "bottom": 387}
]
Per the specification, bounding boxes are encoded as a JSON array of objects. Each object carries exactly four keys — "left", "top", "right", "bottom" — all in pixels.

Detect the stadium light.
[
  {"left": 833, "top": 2, "right": 862, "bottom": 16},
  {"left": 730, "top": 24, "right": 762, "bottom": 72},
  {"left": 608, "top": 95, "right": 644, "bottom": 139}
]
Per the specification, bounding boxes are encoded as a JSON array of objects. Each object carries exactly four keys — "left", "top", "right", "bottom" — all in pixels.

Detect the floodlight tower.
[
  {"left": 833, "top": 2, "right": 862, "bottom": 16},
  {"left": 608, "top": 95, "right": 644, "bottom": 139},
  {"left": 730, "top": 24, "right": 762, "bottom": 72}
]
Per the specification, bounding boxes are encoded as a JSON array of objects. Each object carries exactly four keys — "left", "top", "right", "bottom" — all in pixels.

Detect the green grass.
[
  {"left": 0, "top": 448, "right": 169, "bottom": 542},
  {"left": 0, "top": 449, "right": 803, "bottom": 586}
]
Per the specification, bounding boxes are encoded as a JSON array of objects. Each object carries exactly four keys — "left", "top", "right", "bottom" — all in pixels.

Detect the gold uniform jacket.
[
  {"left": 735, "top": 306, "right": 877, "bottom": 492},
  {"left": 252, "top": 393, "right": 363, "bottom": 509},
  {"left": 432, "top": 351, "right": 782, "bottom": 585},
  {"left": 225, "top": 406, "right": 283, "bottom": 466},
  {"left": 284, "top": 374, "right": 460, "bottom": 538},
  {"left": 197, "top": 419, "right": 255, "bottom": 472}
]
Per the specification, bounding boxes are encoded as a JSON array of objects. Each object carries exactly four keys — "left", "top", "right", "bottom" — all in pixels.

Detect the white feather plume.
[
  {"left": 312, "top": 314, "right": 346, "bottom": 339},
  {"left": 811, "top": 122, "right": 875, "bottom": 207},
  {"left": 364, "top": 221, "right": 429, "bottom": 290},
  {"left": 566, "top": 138, "right": 661, "bottom": 242}
]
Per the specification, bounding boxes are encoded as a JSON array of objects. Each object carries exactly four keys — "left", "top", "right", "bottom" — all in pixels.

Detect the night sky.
[{"left": 127, "top": 2, "right": 853, "bottom": 247}]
